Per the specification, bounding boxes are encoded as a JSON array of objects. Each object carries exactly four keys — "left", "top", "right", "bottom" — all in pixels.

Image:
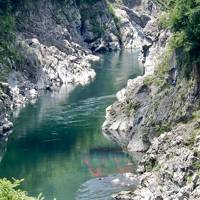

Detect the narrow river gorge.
[{"left": 0, "top": 50, "right": 143, "bottom": 200}]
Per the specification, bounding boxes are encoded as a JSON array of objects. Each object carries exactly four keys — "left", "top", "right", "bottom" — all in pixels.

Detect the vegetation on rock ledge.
[{"left": 158, "top": 0, "right": 200, "bottom": 77}]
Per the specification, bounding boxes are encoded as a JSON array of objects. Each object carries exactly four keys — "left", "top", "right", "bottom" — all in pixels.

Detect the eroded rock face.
[
  {"left": 102, "top": 4, "right": 190, "bottom": 152},
  {"left": 113, "top": 0, "right": 158, "bottom": 50},
  {"left": 101, "top": 2, "right": 200, "bottom": 197},
  {"left": 103, "top": 76, "right": 196, "bottom": 152},
  {"left": 102, "top": 1, "right": 174, "bottom": 152},
  {"left": 113, "top": 121, "right": 200, "bottom": 199}
]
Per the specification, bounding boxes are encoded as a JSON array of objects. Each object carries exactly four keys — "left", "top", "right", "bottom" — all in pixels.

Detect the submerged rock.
[{"left": 76, "top": 173, "right": 139, "bottom": 200}]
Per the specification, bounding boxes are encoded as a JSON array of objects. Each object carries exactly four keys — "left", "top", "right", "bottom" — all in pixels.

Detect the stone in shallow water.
[{"left": 75, "top": 173, "right": 139, "bottom": 200}]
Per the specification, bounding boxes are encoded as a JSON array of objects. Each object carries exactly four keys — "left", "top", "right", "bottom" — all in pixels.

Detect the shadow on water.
[{"left": 0, "top": 50, "right": 143, "bottom": 200}]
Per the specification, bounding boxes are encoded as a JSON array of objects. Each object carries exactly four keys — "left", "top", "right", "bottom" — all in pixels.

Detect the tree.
[{"left": 158, "top": 0, "right": 200, "bottom": 79}]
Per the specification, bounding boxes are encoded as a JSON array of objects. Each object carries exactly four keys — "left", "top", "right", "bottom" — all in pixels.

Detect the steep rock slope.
[
  {"left": 113, "top": 119, "right": 200, "bottom": 199},
  {"left": 102, "top": 70, "right": 197, "bottom": 152},
  {"left": 102, "top": 1, "right": 200, "bottom": 199},
  {"left": 102, "top": 26, "right": 171, "bottom": 152}
]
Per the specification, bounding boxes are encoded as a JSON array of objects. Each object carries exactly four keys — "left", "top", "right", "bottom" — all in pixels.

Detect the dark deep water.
[{"left": 0, "top": 50, "right": 143, "bottom": 200}]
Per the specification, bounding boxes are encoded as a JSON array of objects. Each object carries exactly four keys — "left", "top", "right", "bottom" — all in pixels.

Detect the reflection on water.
[
  {"left": 0, "top": 138, "right": 7, "bottom": 163},
  {"left": 0, "top": 50, "right": 143, "bottom": 200}
]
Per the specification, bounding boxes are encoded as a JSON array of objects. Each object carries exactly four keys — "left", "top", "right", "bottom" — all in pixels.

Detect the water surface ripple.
[{"left": 0, "top": 50, "right": 143, "bottom": 200}]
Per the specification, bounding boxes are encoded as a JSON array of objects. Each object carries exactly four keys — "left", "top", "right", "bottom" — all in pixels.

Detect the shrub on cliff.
[{"left": 157, "top": 0, "right": 200, "bottom": 77}]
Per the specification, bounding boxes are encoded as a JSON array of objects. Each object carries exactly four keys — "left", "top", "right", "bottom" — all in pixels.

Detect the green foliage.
[
  {"left": 156, "top": 0, "right": 176, "bottom": 11},
  {"left": 184, "top": 119, "right": 200, "bottom": 148},
  {"left": 125, "top": 101, "right": 140, "bottom": 117},
  {"left": 185, "top": 130, "right": 198, "bottom": 147},
  {"left": 157, "top": 0, "right": 200, "bottom": 76},
  {"left": 92, "top": 23, "right": 105, "bottom": 36},
  {"left": 158, "top": 13, "right": 170, "bottom": 29},
  {"left": 106, "top": 0, "right": 121, "bottom": 25},
  {"left": 187, "top": 175, "right": 193, "bottom": 183},
  {"left": 0, "top": 178, "right": 44, "bottom": 200},
  {"left": 192, "top": 160, "right": 200, "bottom": 171},
  {"left": 193, "top": 109, "right": 200, "bottom": 119},
  {"left": 0, "top": 0, "right": 18, "bottom": 69},
  {"left": 143, "top": 48, "right": 173, "bottom": 88},
  {"left": 0, "top": 15, "right": 16, "bottom": 61},
  {"left": 156, "top": 48, "right": 173, "bottom": 76},
  {"left": 0, "top": 0, "right": 11, "bottom": 14},
  {"left": 145, "top": 159, "right": 159, "bottom": 172},
  {"left": 155, "top": 123, "right": 171, "bottom": 136},
  {"left": 153, "top": 163, "right": 161, "bottom": 172},
  {"left": 105, "top": 0, "right": 122, "bottom": 43},
  {"left": 89, "top": 17, "right": 105, "bottom": 36}
]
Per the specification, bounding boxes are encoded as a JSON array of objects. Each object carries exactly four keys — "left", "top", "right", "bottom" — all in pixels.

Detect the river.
[{"left": 0, "top": 50, "right": 143, "bottom": 200}]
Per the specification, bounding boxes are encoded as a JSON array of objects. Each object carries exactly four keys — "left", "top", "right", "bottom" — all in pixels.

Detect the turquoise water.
[{"left": 0, "top": 50, "right": 143, "bottom": 200}]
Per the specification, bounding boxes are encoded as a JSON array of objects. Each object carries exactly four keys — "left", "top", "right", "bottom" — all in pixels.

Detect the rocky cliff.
[
  {"left": 102, "top": 22, "right": 171, "bottom": 152},
  {"left": 0, "top": 0, "right": 158, "bottom": 135},
  {"left": 107, "top": 69, "right": 200, "bottom": 199},
  {"left": 102, "top": 1, "right": 200, "bottom": 199},
  {"left": 104, "top": 38, "right": 200, "bottom": 200},
  {"left": 113, "top": 119, "right": 200, "bottom": 199}
]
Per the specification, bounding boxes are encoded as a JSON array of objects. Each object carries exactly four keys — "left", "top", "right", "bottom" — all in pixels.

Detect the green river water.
[{"left": 0, "top": 50, "right": 143, "bottom": 200}]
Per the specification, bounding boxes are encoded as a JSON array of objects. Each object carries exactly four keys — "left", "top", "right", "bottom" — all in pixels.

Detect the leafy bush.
[
  {"left": 157, "top": 0, "right": 200, "bottom": 77},
  {"left": 0, "top": 178, "right": 44, "bottom": 200}
]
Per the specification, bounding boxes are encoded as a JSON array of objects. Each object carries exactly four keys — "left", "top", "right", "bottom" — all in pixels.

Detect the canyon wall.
[
  {"left": 102, "top": 1, "right": 200, "bottom": 199},
  {"left": 0, "top": 0, "right": 158, "bottom": 135}
]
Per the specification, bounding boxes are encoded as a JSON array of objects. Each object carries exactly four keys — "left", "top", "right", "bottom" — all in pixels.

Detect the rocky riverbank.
[
  {"left": 103, "top": 53, "right": 200, "bottom": 199},
  {"left": 102, "top": 28, "right": 171, "bottom": 152},
  {"left": 0, "top": 35, "right": 98, "bottom": 136},
  {"left": 0, "top": 0, "right": 159, "bottom": 135},
  {"left": 101, "top": 1, "right": 200, "bottom": 200},
  {"left": 104, "top": 48, "right": 200, "bottom": 199},
  {"left": 112, "top": 119, "right": 200, "bottom": 199}
]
